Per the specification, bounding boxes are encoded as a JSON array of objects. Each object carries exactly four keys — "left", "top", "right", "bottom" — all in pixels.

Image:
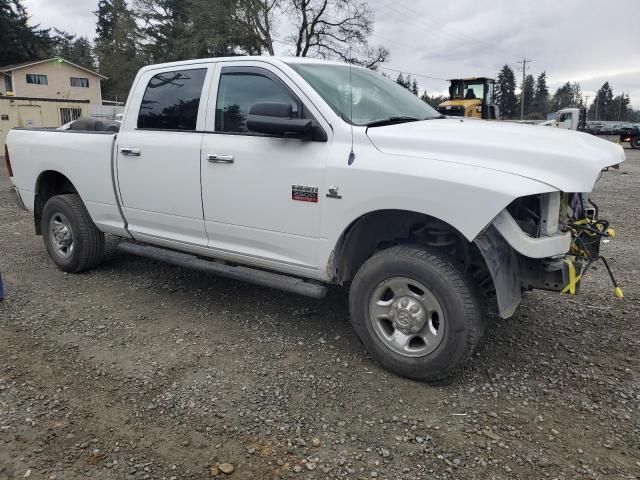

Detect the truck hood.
[{"left": 366, "top": 118, "right": 626, "bottom": 192}]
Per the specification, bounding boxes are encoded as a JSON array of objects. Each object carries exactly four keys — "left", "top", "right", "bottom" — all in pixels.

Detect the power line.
[
  {"left": 371, "top": 0, "right": 521, "bottom": 62},
  {"left": 378, "top": 66, "right": 447, "bottom": 82}
]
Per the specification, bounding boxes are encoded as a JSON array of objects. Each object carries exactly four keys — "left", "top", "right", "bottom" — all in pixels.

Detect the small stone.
[
  {"left": 210, "top": 466, "right": 220, "bottom": 476},
  {"left": 311, "top": 438, "right": 320, "bottom": 447},
  {"left": 293, "top": 465, "right": 302, "bottom": 473},
  {"left": 381, "top": 448, "right": 390, "bottom": 458},
  {"left": 484, "top": 430, "right": 502, "bottom": 441},
  {"left": 370, "top": 472, "right": 378, "bottom": 478},
  {"left": 305, "top": 463, "right": 315, "bottom": 471},
  {"left": 295, "top": 438, "right": 306, "bottom": 447},
  {"left": 23, "top": 471, "right": 32, "bottom": 478},
  {"left": 218, "top": 463, "right": 234, "bottom": 475},
  {"left": 550, "top": 428, "right": 560, "bottom": 436}
]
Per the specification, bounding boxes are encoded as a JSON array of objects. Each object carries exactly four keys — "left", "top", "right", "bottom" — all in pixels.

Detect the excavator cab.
[{"left": 437, "top": 77, "right": 499, "bottom": 119}]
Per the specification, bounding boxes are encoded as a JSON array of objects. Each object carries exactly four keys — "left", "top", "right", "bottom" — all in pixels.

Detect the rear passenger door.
[{"left": 116, "top": 65, "right": 212, "bottom": 245}]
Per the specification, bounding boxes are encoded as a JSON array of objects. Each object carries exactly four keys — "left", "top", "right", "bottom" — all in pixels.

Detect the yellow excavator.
[{"left": 437, "top": 77, "right": 499, "bottom": 119}]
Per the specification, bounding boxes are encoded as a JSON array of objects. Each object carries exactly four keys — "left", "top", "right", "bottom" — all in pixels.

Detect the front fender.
[{"left": 319, "top": 147, "right": 559, "bottom": 280}]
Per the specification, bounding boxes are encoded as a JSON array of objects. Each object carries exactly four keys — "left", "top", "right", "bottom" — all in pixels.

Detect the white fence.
[{"left": 90, "top": 104, "right": 125, "bottom": 120}]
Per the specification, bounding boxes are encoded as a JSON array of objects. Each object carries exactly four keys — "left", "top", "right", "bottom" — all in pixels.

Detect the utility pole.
[
  {"left": 517, "top": 58, "right": 532, "bottom": 120},
  {"left": 618, "top": 92, "right": 624, "bottom": 120}
]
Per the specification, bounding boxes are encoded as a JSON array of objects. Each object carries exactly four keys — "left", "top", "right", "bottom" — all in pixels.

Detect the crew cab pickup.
[{"left": 5, "top": 57, "right": 626, "bottom": 382}]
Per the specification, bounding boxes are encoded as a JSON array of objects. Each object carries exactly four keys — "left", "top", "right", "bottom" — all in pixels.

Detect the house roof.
[{"left": 0, "top": 57, "right": 107, "bottom": 79}]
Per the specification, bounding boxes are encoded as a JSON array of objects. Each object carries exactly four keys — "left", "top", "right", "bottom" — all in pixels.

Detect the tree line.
[
  {"left": 1, "top": 0, "right": 388, "bottom": 101},
  {"left": 393, "top": 64, "right": 639, "bottom": 123},
  {"left": 493, "top": 64, "right": 639, "bottom": 122},
  {"left": 1, "top": 0, "right": 637, "bottom": 121}
]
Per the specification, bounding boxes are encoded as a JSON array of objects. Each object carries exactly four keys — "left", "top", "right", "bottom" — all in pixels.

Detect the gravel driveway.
[{"left": 1, "top": 149, "right": 639, "bottom": 480}]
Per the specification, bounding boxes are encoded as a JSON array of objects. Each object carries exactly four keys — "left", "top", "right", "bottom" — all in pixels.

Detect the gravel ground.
[{"left": 0, "top": 149, "right": 639, "bottom": 480}]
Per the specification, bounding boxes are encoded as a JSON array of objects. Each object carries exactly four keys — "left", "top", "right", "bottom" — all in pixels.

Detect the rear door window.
[{"left": 137, "top": 68, "right": 207, "bottom": 130}]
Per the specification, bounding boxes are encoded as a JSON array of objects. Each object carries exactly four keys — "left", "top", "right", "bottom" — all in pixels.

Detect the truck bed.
[{"left": 7, "top": 129, "right": 127, "bottom": 236}]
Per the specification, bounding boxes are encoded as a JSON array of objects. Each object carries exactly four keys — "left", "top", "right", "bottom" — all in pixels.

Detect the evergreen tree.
[
  {"left": 588, "top": 82, "right": 615, "bottom": 120},
  {"left": 95, "top": 0, "right": 143, "bottom": 101},
  {"left": 0, "top": 0, "right": 54, "bottom": 65},
  {"left": 52, "top": 30, "right": 95, "bottom": 70},
  {"left": 532, "top": 71, "right": 549, "bottom": 117},
  {"left": 495, "top": 65, "right": 517, "bottom": 119},
  {"left": 420, "top": 91, "right": 448, "bottom": 109},
  {"left": 396, "top": 73, "right": 413, "bottom": 90},
  {"left": 136, "top": 0, "right": 263, "bottom": 62},
  {"left": 551, "top": 81, "right": 582, "bottom": 111},
  {"left": 404, "top": 74, "right": 412, "bottom": 90},
  {"left": 411, "top": 78, "right": 419, "bottom": 96},
  {"left": 609, "top": 93, "right": 630, "bottom": 121},
  {"left": 520, "top": 73, "right": 535, "bottom": 117}
]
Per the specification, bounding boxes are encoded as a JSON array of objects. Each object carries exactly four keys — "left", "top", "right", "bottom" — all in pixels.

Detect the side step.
[{"left": 117, "top": 241, "right": 328, "bottom": 299}]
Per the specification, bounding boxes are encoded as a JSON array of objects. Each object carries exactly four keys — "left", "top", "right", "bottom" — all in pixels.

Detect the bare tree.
[{"left": 284, "top": 0, "right": 388, "bottom": 68}]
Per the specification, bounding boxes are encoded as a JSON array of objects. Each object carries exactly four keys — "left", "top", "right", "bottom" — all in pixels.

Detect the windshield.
[
  {"left": 287, "top": 62, "right": 441, "bottom": 126},
  {"left": 450, "top": 80, "right": 485, "bottom": 101}
]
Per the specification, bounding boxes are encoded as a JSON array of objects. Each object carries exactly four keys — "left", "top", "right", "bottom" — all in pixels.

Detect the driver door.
[{"left": 200, "top": 61, "right": 331, "bottom": 275}]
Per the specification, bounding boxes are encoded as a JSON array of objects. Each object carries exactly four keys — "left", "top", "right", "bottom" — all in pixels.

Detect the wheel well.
[
  {"left": 331, "top": 210, "right": 493, "bottom": 293},
  {"left": 34, "top": 171, "right": 78, "bottom": 235}
]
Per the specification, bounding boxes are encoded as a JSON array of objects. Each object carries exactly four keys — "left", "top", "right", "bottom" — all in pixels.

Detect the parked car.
[{"left": 5, "top": 57, "right": 625, "bottom": 381}]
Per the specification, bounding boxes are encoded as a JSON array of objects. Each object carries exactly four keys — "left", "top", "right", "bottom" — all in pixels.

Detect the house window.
[
  {"left": 70, "top": 77, "right": 89, "bottom": 88},
  {"left": 1, "top": 114, "right": 8, "bottom": 121},
  {"left": 26, "top": 74, "right": 48, "bottom": 85},
  {"left": 4, "top": 75, "right": 12, "bottom": 92},
  {"left": 60, "top": 107, "right": 82, "bottom": 125}
]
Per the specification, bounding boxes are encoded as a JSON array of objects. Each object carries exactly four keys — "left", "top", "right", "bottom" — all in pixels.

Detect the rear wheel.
[
  {"left": 42, "top": 194, "right": 105, "bottom": 273},
  {"left": 349, "top": 245, "right": 483, "bottom": 382},
  {"left": 631, "top": 136, "right": 640, "bottom": 149}
]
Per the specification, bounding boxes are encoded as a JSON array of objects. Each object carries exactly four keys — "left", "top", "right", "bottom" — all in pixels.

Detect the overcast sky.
[{"left": 24, "top": 0, "right": 640, "bottom": 108}]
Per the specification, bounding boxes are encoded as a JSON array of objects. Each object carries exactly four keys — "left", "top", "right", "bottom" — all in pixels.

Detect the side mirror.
[{"left": 246, "top": 102, "right": 325, "bottom": 141}]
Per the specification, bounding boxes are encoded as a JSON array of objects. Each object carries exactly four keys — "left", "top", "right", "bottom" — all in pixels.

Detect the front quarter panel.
[{"left": 319, "top": 130, "right": 557, "bottom": 272}]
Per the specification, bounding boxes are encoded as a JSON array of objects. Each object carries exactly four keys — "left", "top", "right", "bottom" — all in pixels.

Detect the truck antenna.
[{"left": 348, "top": 36, "right": 355, "bottom": 165}]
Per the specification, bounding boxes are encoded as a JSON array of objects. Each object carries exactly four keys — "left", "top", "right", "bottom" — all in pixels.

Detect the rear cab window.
[{"left": 137, "top": 68, "right": 208, "bottom": 131}]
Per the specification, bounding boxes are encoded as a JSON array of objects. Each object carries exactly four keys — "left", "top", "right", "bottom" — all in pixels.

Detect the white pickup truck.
[{"left": 5, "top": 57, "right": 625, "bottom": 381}]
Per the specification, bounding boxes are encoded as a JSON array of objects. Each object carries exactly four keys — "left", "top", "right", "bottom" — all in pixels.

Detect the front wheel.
[
  {"left": 349, "top": 245, "right": 483, "bottom": 382},
  {"left": 41, "top": 194, "right": 105, "bottom": 273}
]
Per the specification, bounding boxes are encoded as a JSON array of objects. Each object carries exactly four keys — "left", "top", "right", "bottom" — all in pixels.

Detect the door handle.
[
  {"left": 120, "top": 147, "right": 141, "bottom": 157},
  {"left": 207, "top": 154, "right": 234, "bottom": 164}
]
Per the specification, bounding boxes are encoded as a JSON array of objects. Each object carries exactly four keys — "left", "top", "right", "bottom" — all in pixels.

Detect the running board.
[{"left": 117, "top": 241, "right": 328, "bottom": 299}]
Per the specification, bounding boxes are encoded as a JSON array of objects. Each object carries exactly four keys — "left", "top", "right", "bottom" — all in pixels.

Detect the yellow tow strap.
[{"left": 561, "top": 258, "right": 581, "bottom": 295}]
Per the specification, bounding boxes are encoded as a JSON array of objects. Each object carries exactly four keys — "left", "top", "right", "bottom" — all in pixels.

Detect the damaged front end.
[{"left": 474, "top": 191, "right": 621, "bottom": 319}]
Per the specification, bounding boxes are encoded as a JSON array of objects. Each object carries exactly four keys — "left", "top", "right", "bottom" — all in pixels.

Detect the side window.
[
  {"left": 558, "top": 112, "right": 572, "bottom": 123},
  {"left": 137, "top": 68, "right": 207, "bottom": 131},
  {"left": 215, "top": 70, "right": 304, "bottom": 133},
  {"left": 26, "top": 74, "right": 48, "bottom": 85}
]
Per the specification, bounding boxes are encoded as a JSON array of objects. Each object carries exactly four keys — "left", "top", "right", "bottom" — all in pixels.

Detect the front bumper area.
[
  {"left": 11, "top": 185, "right": 27, "bottom": 211},
  {"left": 474, "top": 224, "right": 580, "bottom": 319}
]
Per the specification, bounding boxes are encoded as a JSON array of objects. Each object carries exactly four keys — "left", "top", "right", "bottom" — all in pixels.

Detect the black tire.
[
  {"left": 41, "top": 194, "right": 105, "bottom": 273},
  {"left": 349, "top": 245, "right": 483, "bottom": 383},
  {"left": 631, "top": 136, "right": 640, "bottom": 149}
]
